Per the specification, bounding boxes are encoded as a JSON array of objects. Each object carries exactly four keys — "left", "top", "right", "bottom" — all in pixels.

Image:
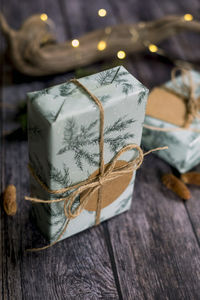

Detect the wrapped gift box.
[
  {"left": 27, "top": 66, "right": 148, "bottom": 242},
  {"left": 142, "top": 70, "right": 200, "bottom": 173}
]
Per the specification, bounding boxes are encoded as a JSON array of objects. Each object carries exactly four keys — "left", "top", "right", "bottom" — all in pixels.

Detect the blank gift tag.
[{"left": 146, "top": 87, "right": 188, "bottom": 127}]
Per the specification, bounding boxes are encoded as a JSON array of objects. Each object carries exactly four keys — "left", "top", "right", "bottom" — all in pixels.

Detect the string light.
[
  {"left": 98, "top": 9, "right": 107, "bottom": 17},
  {"left": 43, "top": 12, "right": 188, "bottom": 65},
  {"left": 44, "top": 13, "right": 194, "bottom": 70},
  {"left": 117, "top": 51, "right": 126, "bottom": 59},
  {"left": 40, "top": 13, "right": 48, "bottom": 21},
  {"left": 148, "top": 44, "right": 158, "bottom": 53},
  {"left": 184, "top": 14, "right": 193, "bottom": 21},
  {"left": 97, "top": 40, "right": 107, "bottom": 51},
  {"left": 71, "top": 39, "right": 80, "bottom": 48}
]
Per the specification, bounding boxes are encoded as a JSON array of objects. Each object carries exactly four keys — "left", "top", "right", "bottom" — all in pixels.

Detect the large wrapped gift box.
[{"left": 27, "top": 66, "right": 148, "bottom": 242}]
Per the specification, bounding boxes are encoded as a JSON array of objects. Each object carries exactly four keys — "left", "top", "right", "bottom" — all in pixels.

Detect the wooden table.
[{"left": 1, "top": 0, "right": 200, "bottom": 299}]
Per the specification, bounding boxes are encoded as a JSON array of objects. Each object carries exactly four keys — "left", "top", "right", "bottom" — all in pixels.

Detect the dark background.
[{"left": 1, "top": 0, "right": 200, "bottom": 299}]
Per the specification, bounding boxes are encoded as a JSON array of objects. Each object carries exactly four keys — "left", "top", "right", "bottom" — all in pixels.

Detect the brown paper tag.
[
  {"left": 80, "top": 160, "right": 133, "bottom": 211},
  {"left": 146, "top": 87, "right": 187, "bottom": 127}
]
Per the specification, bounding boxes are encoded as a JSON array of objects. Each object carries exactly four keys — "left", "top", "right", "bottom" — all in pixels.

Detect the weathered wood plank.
[
  {"left": 184, "top": 164, "right": 200, "bottom": 241},
  {"left": 0, "top": 0, "right": 119, "bottom": 299},
  {"left": 0, "top": 4, "right": 6, "bottom": 298}
]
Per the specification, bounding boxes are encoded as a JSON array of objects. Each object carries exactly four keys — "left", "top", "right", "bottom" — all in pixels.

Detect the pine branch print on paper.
[
  {"left": 29, "top": 88, "right": 50, "bottom": 103},
  {"left": 103, "top": 116, "right": 136, "bottom": 153},
  {"left": 95, "top": 67, "right": 132, "bottom": 95},
  {"left": 57, "top": 118, "right": 99, "bottom": 170},
  {"left": 59, "top": 82, "right": 77, "bottom": 97},
  {"left": 89, "top": 94, "right": 111, "bottom": 109},
  {"left": 98, "top": 94, "right": 111, "bottom": 103},
  {"left": 46, "top": 162, "right": 80, "bottom": 226},
  {"left": 137, "top": 90, "right": 147, "bottom": 105},
  {"left": 48, "top": 161, "right": 71, "bottom": 188},
  {"left": 95, "top": 69, "right": 118, "bottom": 86},
  {"left": 122, "top": 83, "right": 133, "bottom": 95},
  {"left": 113, "top": 68, "right": 133, "bottom": 95},
  {"left": 104, "top": 133, "right": 134, "bottom": 153},
  {"left": 94, "top": 67, "right": 132, "bottom": 93},
  {"left": 43, "top": 111, "right": 59, "bottom": 123},
  {"left": 29, "top": 153, "right": 46, "bottom": 184},
  {"left": 28, "top": 122, "right": 42, "bottom": 140},
  {"left": 104, "top": 116, "right": 135, "bottom": 134},
  {"left": 58, "top": 115, "right": 136, "bottom": 170},
  {"left": 29, "top": 153, "right": 71, "bottom": 191}
]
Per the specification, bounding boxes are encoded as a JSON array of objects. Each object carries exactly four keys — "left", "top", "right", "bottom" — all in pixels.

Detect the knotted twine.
[
  {"left": 144, "top": 67, "right": 200, "bottom": 132},
  {"left": 25, "top": 79, "right": 167, "bottom": 251}
]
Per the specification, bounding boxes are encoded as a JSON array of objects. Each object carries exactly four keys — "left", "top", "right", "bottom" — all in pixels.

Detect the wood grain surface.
[{"left": 1, "top": 0, "right": 200, "bottom": 299}]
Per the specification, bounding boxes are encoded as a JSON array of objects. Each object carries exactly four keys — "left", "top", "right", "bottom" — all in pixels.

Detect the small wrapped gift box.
[
  {"left": 142, "top": 69, "right": 200, "bottom": 173},
  {"left": 27, "top": 66, "right": 148, "bottom": 244}
]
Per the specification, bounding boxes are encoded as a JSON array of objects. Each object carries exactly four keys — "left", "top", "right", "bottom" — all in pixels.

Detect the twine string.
[{"left": 25, "top": 79, "right": 167, "bottom": 251}]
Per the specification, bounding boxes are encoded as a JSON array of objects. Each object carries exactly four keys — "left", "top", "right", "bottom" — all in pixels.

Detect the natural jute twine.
[
  {"left": 144, "top": 67, "right": 200, "bottom": 132},
  {"left": 25, "top": 79, "right": 167, "bottom": 251}
]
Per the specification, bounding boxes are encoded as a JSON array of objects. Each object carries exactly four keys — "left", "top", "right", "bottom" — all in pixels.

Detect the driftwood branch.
[{"left": 0, "top": 13, "right": 200, "bottom": 76}]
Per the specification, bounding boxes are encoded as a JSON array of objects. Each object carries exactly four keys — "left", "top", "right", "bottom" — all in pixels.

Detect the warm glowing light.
[
  {"left": 97, "top": 40, "right": 107, "bottom": 51},
  {"left": 148, "top": 44, "right": 158, "bottom": 53},
  {"left": 98, "top": 9, "right": 107, "bottom": 17},
  {"left": 117, "top": 50, "right": 126, "bottom": 59},
  {"left": 40, "top": 13, "right": 48, "bottom": 21},
  {"left": 184, "top": 14, "right": 193, "bottom": 21},
  {"left": 71, "top": 39, "right": 80, "bottom": 48}
]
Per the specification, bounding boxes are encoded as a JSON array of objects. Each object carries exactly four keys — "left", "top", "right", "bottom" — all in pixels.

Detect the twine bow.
[{"left": 25, "top": 79, "right": 167, "bottom": 251}]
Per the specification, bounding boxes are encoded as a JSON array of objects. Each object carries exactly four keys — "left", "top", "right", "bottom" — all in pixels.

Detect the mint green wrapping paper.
[
  {"left": 142, "top": 70, "right": 200, "bottom": 173},
  {"left": 27, "top": 66, "right": 148, "bottom": 242}
]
